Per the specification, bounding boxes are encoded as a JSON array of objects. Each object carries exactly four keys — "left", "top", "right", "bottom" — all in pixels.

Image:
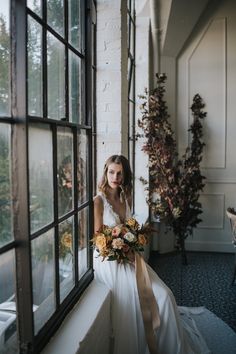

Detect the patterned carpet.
[{"left": 149, "top": 251, "right": 236, "bottom": 333}]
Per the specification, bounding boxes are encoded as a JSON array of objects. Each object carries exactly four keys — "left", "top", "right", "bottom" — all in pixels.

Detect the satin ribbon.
[{"left": 135, "top": 252, "right": 160, "bottom": 354}]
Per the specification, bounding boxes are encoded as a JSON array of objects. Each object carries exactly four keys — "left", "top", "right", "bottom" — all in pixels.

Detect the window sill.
[{"left": 41, "top": 280, "right": 111, "bottom": 354}]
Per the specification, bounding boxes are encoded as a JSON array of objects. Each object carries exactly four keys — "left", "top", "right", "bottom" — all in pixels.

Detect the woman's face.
[{"left": 107, "top": 163, "right": 123, "bottom": 189}]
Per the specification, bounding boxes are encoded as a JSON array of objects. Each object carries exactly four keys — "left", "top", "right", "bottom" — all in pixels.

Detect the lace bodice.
[{"left": 98, "top": 192, "right": 132, "bottom": 226}]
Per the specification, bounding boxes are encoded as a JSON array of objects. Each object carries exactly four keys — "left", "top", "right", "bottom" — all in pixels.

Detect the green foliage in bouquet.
[{"left": 138, "top": 74, "right": 207, "bottom": 264}]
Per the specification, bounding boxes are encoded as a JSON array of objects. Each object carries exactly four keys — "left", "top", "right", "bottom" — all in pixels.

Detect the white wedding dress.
[{"left": 93, "top": 193, "right": 211, "bottom": 354}]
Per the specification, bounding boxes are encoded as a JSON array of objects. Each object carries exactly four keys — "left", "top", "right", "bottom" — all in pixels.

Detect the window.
[
  {"left": 0, "top": 1, "right": 95, "bottom": 353},
  {"left": 127, "top": 0, "right": 136, "bottom": 210}
]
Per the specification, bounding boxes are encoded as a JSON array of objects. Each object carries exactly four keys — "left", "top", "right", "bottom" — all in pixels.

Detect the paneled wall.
[{"left": 177, "top": 0, "right": 236, "bottom": 252}]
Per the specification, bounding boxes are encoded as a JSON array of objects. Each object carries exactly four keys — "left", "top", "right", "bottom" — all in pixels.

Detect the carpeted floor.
[{"left": 149, "top": 251, "right": 236, "bottom": 333}]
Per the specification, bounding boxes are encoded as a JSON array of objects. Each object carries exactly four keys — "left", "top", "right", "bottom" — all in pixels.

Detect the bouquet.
[{"left": 92, "top": 217, "right": 149, "bottom": 263}]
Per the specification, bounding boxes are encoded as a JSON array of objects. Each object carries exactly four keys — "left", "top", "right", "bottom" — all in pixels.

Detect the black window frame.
[
  {"left": 127, "top": 0, "right": 136, "bottom": 211},
  {"left": 0, "top": 0, "right": 96, "bottom": 353}
]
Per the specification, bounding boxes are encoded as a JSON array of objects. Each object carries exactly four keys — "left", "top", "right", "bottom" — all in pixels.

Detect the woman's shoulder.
[{"left": 93, "top": 194, "right": 104, "bottom": 209}]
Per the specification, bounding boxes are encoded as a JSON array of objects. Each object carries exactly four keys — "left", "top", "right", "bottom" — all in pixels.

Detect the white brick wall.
[
  {"left": 96, "top": 2, "right": 151, "bottom": 234},
  {"left": 96, "top": 0, "right": 128, "bottom": 184}
]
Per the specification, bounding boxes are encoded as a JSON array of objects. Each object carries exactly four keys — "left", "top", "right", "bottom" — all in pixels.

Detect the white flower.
[
  {"left": 172, "top": 207, "right": 182, "bottom": 219},
  {"left": 124, "top": 232, "right": 137, "bottom": 243}
]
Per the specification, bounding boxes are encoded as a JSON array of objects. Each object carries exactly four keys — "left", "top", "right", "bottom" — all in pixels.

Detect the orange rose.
[
  {"left": 126, "top": 218, "right": 140, "bottom": 230},
  {"left": 95, "top": 234, "right": 107, "bottom": 251},
  {"left": 138, "top": 233, "right": 148, "bottom": 246}
]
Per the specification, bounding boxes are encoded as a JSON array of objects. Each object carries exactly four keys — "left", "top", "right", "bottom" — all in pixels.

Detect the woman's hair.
[{"left": 98, "top": 155, "right": 132, "bottom": 198}]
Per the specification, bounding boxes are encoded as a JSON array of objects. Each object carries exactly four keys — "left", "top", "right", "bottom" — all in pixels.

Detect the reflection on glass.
[
  {"left": 0, "top": 1, "right": 10, "bottom": 116},
  {"left": 29, "top": 125, "right": 53, "bottom": 233},
  {"left": 28, "top": 16, "right": 43, "bottom": 117},
  {"left": 27, "top": 0, "right": 42, "bottom": 17},
  {"left": 69, "top": 50, "right": 81, "bottom": 123},
  {"left": 0, "top": 124, "right": 12, "bottom": 247},
  {"left": 78, "top": 207, "right": 88, "bottom": 279},
  {"left": 68, "top": 0, "right": 80, "bottom": 50},
  {"left": 47, "top": 33, "right": 65, "bottom": 120},
  {"left": 57, "top": 127, "right": 74, "bottom": 217},
  {"left": 47, "top": 0, "right": 64, "bottom": 37},
  {"left": 0, "top": 250, "right": 17, "bottom": 354},
  {"left": 59, "top": 217, "right": 74, "bottom": 302},
  {"left": 77, "top": 130, "right": 88, "bottom": 205},
  {"left": 31, "top": 229, "right": 55, "bottom": 334},
  {"left": 0, "top": 251, "right": 17, "bottom": 354}
]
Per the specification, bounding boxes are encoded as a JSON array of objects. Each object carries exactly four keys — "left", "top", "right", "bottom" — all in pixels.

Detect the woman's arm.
[{"left": 93, "top": 195, "right": 104, "bottom": 232}]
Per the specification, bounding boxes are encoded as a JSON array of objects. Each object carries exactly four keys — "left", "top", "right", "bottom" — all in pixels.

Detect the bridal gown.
[{"left": 93, "top": 192, "right": 211, "bottom": 354}]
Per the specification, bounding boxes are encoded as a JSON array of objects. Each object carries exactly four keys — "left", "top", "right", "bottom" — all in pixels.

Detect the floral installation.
[
  {"left": 138, "top": 73, "right": 206, "bottom": 264},
  {"left": 226, "top": 207, "right": 236, "bottom": 247},
  {"left": 92, "top": 217, "right": 150, "bottom": 262}
]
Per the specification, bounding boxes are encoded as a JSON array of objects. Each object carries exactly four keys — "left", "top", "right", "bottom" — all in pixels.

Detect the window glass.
[
  {"left": 31, "top": 229, "right": 55, "bottom": 334},
  {"left": 29, "top": 125, "right": 54, "bottom": 233},
  {"left": 27, "top": 0, "right": 42, "bottom": 17},
  {"left": 0, "top": 124, "right": 12, "bottom": 247},
  {"left": 69, "top": 50, "right": 81, "bottom": 123},
  {"left": 68, "top": 0, "right": 81, "bottom": 51},
  {"left": 0, "top": 1, "right": 10, "bottom": 116},
  {"left": 47, "top": 33, "right": 65, "bottom": 120},
  {"left": 0, "top": 250, "right": 17, "bottom": 354},
  {"left": 28, "top": 16, "right": 43, "bottom": 117},
  {"left": 59, "top": 216, "right": 74, "bottom": 302},
  {"left": 57, "top": 127, "right": 74, "bottom": 217},
  {"left": 47, "top": 0, "right": 64, "bottom": 37},
  {"left": 77, "top": 130, "right": 88, "bottom": 204},
  {"left": 78, "top": 207, "right": 88, "bottom": 279}
]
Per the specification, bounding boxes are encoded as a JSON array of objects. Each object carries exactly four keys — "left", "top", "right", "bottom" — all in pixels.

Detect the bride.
[{"left": 93, "top": 154, "right": 210, "bottom": 354}]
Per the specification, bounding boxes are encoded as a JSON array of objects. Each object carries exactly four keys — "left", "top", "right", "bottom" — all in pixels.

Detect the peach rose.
[
  {"left": 112, "top": 238, "right": 125, "bottom": 250},
  {"left": 112, "top": 226, "right": 122, "bottom": 237}
]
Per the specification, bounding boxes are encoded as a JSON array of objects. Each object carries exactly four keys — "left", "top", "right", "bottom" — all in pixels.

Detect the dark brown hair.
[{"left": 98, "top": 155, "right": 132, "bottom": 198}]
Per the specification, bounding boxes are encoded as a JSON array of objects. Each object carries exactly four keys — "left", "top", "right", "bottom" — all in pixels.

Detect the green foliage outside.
[{"left": 0, "top": 127, "right": 11, "bottom": 246}]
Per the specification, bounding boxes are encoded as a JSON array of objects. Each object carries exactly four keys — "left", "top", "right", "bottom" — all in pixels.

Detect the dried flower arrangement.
[{"left": 138, "top": 73, "right": 207, "bottom": 264}]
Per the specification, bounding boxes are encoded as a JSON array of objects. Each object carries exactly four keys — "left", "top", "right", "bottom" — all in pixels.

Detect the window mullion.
[{"left": 12, "top": 0, "right": 34, "bottom": 352}]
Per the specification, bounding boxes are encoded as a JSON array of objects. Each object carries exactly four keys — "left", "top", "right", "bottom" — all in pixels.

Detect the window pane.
[
  {"left": 47, "top": 33, "right": 65, "bottom": 120},
  {"left": 29, "top": 125, "right": 54, "bottom": 233},
  {"left": 27, "top": 0, "right": 42, "bottom": 17},
  {"left": 68, "top": 0, "right": 80, "bottom": 51},
  {"left": 69, "top": 50, "right": 81, "bottom": 123},
  {"left": 0, "top": 1, "right": 10, "bottom": 116},
  {"left": 0, "top": 124, "right": 12, "bottom": 247},
  {"left": 78, "top": 207, "right": 88, "bottom": 279},
  {"left": 77, "top": 130, "right": 88, "bottom": 205},
  {"left": 28, "top": 16, "right": 43, "bottom": 117},
  {"left": 57, "top": 127, "right": 74, "bottom": 217},
  {"left": 47, "top": 0, "right": 64, "bottom": 37},
  {"left": 31, "top": 229, "right": 55, "bottom": 334},
  {"left": 59, "top": 217, "right": 74, "bottom": 302},
  {"left": 0, "top": 250, "right": 17, "bottom": 354}
]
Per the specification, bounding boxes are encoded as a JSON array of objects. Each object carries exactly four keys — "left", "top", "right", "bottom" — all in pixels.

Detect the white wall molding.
[
  {"left": 185, "top": 240, "right": 235, "bottom": 253},
  {"left": 187, "top": 17, "right": 227, "bottom": 169}
]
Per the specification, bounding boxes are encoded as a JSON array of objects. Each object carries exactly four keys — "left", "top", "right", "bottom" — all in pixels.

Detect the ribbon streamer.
[{"left": 135, "top": 252, "right": 160, "bottom": 354}]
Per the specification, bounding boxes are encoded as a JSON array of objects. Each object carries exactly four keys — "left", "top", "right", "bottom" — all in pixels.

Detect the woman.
[{"left": 93, "top": 154, "right": 210, "bottom": 354}]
